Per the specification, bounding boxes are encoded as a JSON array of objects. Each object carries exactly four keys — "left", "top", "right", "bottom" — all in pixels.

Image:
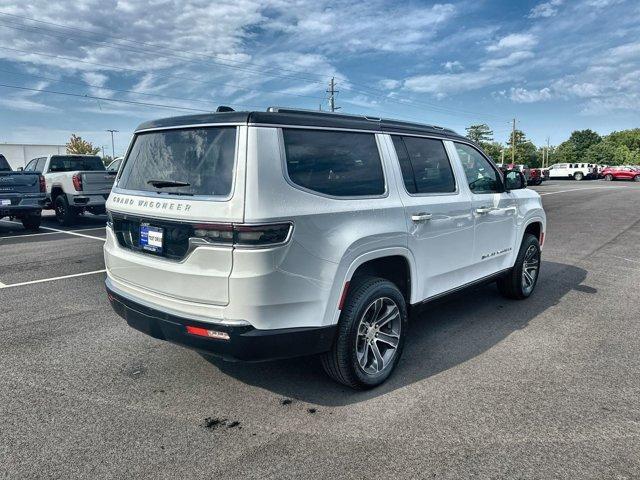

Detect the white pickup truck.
[{"left": 24, "top": 154, "right": 115, "bottom": 225}]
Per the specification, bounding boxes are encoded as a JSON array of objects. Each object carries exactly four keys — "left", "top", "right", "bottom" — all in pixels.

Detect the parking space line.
[
  {"left": 0, "top": 269, "right": 107, "bottom": 289},
  {"left": 539, "top": 186, "right": 630, "bottom": 196},
  {"left": 0, "top": 220, "right": 105, "bottom": 241}
]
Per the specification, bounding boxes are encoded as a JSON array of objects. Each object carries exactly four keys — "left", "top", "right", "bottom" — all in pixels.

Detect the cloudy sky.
[{"left": 0, "top": 0, "right": 638, "bottom": 155}]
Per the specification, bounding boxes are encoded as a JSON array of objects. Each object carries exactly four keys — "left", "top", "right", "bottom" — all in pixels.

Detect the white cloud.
[
  {"left": 442, "top": 61, "right": 463, "bottom": 71},
  {"left": 404, "top": 71, "right": 498, "bottom": 95},
  {"left": 264, "top": 2, "right": 457, "bottom": 53},
  {"left": 484, "top": 51, "right": 534, "bottom": 68},
  {"left": 509, "top": 87, "right": 552, "bottom": 103},
  {"left": 487, "top": 33, "right": 538, "bottom": 52},
  {"left": 528, "top": 0, "right": 563, "bottom": 19},
  {"left": 379, "top": 79, "right": 401, "bottom": 90}
]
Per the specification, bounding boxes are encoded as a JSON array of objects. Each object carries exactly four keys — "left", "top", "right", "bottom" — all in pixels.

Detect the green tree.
[
  {"left": 66, "top": 134, "right": 100, "bottom": 155},
  {"left": 568, "top": 129, "right": 602, "bottom": 158},
  {"left": 551, "top": 140, "right": 578, "bottom": 164},
  {"left": 605, "top": 129, "right": 640, "bottom": 152},
  {"left": 479, "top": 141, "right": 503, "bottom": 162},
  {"left": 584, "top": 141, "right": 617, "bottom": 165},
  {"left": 465, "top": 124, "right": 494, "bottom": 144}
]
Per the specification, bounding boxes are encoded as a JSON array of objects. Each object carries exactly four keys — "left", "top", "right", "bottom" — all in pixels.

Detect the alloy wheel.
[
  {"left": 521, "top": 245, "right": 540, "bottom": 294},
  {"left": 355, "top": 297, "right": 401, "bottom": 375}
]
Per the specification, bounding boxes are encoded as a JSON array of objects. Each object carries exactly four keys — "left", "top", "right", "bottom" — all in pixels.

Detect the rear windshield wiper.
[{"left": 147, "top": 179, "right": 191, "bottom": 188}]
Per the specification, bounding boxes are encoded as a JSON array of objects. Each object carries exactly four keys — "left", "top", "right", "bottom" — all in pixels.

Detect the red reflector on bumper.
[{"left": 186, "top": 325, "right": 230, "bottom": 341}]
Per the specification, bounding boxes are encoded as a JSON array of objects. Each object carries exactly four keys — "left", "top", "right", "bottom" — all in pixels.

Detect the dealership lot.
[{"left": 1, "top": 181, "right": 640, "bottom": 479}]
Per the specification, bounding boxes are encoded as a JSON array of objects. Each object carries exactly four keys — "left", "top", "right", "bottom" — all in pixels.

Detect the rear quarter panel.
[{"left": 238, "top": 126, "right": 409, "bottom": 328}]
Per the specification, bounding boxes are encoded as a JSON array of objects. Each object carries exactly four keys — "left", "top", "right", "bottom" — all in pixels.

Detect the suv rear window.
[
  {"left": 117, "top": 127, "right": 236, "bottom": 197},
  {"left": 283, "top": 129, "right": 385, "bottom": 197},
  {"left": 49, "top": 156, "right": 105, "bottom": 172}
]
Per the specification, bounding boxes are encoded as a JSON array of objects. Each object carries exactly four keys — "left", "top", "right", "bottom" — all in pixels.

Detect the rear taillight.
[
  {"left": 39, "top": 175, "right": 46, "bottom": 193},
  {"left": 72, "top": 174, "right": 83, "bottom": 191},
  {"left": 193, "top": 222, "right": 292, "bottom": 247}
]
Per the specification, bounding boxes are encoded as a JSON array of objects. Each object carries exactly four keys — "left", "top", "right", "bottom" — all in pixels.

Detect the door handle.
[
  {"left": 411, "top": 212, "right": 433, "bottom": 222},
  {"left": 475, "top": 206, "right": 496, "bottom": 215}
]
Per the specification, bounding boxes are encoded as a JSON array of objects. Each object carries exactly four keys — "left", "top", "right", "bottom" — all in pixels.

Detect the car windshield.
[
  {"left": 117, "top": 127, "right": 236, "bottom": 196},
  {"left": 0, "top": 154, "right": 10, "bottom": 172},
  {"left": 49, "top": 156, "right": 105, "bottom": 172}
]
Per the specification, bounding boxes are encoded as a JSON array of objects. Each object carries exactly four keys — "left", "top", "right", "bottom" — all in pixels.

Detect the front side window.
[
  {"left": 392, "top": 136, "right": 456, "bottom": 194},
  {"left": 49, "top": 156, "right": 105, "bottom": 172},
  {"left": 283, "top": 129, "right": 385, "bottom": 197},
  {"left": 455, "top": 143, "right": 503, "bottom": 194},
  {"left": 36, "top": 158, "right": 47, "bottom": 172},
  {"left": 118, "top": 127, "right": 236, "bottom": 197}
]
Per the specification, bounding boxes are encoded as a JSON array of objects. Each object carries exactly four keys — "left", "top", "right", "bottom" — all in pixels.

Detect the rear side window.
[
  {"left": 49, "top": 156, "right": 105, "bottom": 172},
  {"left": 283, "top": 129, "right": 385, "bottom": 197},
  {"left": 36, "top": 158, "right": 47, "bottom": 172},
  {"left": 392, "top": 136, "right": 456, "bottom": 194},
  {"left": 118, "top": 127, "right": 236, "bottom": 197},
  {"left": 0, "top": 154, "right": 10, "bottom": 171}
]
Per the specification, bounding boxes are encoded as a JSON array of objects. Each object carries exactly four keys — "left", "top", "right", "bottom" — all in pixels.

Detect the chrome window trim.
[{"left": 276, "top": 128, "right": 390, "bottom": 201}]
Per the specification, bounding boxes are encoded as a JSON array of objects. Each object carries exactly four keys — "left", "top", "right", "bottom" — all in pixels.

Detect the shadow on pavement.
[{"left": 205, "top": 261, "right": 592, "bottom": 406}]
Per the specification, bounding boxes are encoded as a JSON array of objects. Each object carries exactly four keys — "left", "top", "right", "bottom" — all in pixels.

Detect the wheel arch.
[{"left": 326, "top": 247, "right": 417, "bottom": 326}]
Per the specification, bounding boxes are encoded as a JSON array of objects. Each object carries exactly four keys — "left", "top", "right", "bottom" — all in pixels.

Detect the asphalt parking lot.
[{"left": 2, "top": 181, "right": 640, "bottom": 479}]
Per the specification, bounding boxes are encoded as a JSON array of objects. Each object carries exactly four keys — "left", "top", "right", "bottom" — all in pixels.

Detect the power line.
[
  {"left": 0, "top": 67, "right": 221, "bottom": 108},
  {"left": 0, "top": 19, "right": 330, "bottom": 88},
  {"left": 0, "top": 17, "right": 508, "bottom": 122},
  {"left": 0, "top": 10, "right": 331, "bottom": 84},
  {"left": 0, "top": 46, "right": 323, "bottom": 103},
  {"left": 0, "top": 83, "right": 220, "bottom": 112}
]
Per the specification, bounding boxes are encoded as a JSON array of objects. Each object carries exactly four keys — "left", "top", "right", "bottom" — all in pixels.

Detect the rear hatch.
[
  {"left": 105, "top": 126, "right": 243, "bottom": 306},
  {"left": 81, "top": 171, "right": 115, "bottom": 195}
]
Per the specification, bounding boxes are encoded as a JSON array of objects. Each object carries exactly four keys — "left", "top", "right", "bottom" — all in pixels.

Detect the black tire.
[
  {"left": 54, "top": 195, "right": 76, "bottom": 226},
  {"left": 20, "top": 211, "right": 42, "bottom": 231},
  {"left": 497, "top": 234, "right": 541, "bottom": 300},
  {"left": 634, "top": 175, "right": 640, "bottom": 182},
  {"left": 604, "top": 174, "right": 613, "bottom": 181},
  {"left": 574, "top": 172, "right": 583, "bottom": 181},
  {"left": 321, "top": 276, "right": 408, "bottom": 389}
]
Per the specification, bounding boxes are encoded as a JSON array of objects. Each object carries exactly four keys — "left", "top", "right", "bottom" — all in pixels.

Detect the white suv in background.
[
  {"left": 547, "top": 162, "right": 596, "bottom": 181},
  {"left": 104, "top": 107, "right": 546, "bottom": 389}
]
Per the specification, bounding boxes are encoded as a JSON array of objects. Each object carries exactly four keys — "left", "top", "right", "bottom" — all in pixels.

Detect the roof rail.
[{"left": 267, "top": 106, "right": 381, "bottom": 122}]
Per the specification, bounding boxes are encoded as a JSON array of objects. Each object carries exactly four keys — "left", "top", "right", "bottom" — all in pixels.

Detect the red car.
[{"left": 601, "top": 166, "right": 640, "bottom": 182}]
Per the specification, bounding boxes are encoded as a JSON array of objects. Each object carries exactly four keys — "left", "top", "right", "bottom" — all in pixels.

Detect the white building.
[{"left": 0, "top": 143, "right": 66, "bottom": 170}]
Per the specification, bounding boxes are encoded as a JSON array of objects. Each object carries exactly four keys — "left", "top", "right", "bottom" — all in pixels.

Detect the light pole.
[{"left": 106, "top": 129, "right": 118, "bottom": 159}]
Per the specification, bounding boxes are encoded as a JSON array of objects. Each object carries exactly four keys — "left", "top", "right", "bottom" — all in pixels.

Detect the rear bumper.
[
  {"left": 68, "top": 193, "right": 108, "bottom": 206},
  {"left": 106, "top": 285, "right": 337, "bottom": 362},
  {"left": 0, "top": 194, "right": 45, "bottom": 216}
]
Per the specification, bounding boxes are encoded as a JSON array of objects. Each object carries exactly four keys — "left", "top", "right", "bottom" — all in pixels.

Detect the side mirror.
[{"left": 504, "top": 169, "right": 526, "bottom": 191}]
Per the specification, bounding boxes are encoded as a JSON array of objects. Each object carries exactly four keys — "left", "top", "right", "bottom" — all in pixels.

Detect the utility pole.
[
  {"left": 327, "top": 77, "right": 340, "bottom": 112},
  {"left": 545, "top": 136, "right": 550, "bottom": 168},
  {"left": 501, "top": 149, "right": 505, "bottom": 164},
  {"left": 106, "top": 129, "right": 118, "bottom": 159},
  {"left": 101, "top": 146, "right": 106, "bottom": 159},
  {"left": 511, "top": 118, "right": 516, "bottom": 164}
]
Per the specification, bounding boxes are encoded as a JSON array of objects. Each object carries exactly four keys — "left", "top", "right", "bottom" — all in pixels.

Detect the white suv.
[{"left": 104, "top": 107, "right": 546, "bottom": 389}]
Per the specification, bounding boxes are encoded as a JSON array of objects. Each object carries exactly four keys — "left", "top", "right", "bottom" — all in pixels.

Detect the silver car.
[{"left": 104, "top": 107, "right": 546, "bottom": 389}]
